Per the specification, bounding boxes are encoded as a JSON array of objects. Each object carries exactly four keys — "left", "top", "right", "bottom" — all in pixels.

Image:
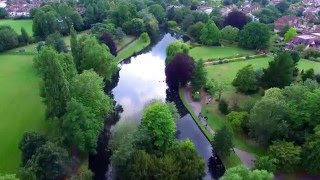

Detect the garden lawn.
[
  {"left": 115, "top": 37, "right": 150, "bottom": 62},
  {"left": 297, "top": 59, "right": 320, "bottom": 73},
  {"left": 0, "top": 19, "right": 33, "bottom": 35},
  {"left": 0, "top": 54, "right": 47, "bottom": 173},
  {"left": 116, "top": 35, "right": 136, "bottom": 50},
  {"left": 189, "top": 46, "right": 253, "bottom": 61}
]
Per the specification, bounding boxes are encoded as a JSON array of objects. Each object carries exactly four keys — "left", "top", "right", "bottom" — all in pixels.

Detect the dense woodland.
[{"left": 1, "top": 0, "right": 320, "bottom": 179}]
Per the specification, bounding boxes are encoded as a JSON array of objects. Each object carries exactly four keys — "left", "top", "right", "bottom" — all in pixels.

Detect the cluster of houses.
[
  {"left": 1, "top": 0, "right": 42, "bottom": 17},
  {"left": 1, "top": 0, "right": 85, "bottom": 18}
]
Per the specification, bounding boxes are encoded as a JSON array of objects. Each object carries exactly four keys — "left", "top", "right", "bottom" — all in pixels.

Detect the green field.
[
  {"left": 189, "top": 46, "right": 253, "bottom": 61},
  {"left": 115, "top": 37, "right": 150, "bottom": 62},
  {"left": 0, "top": 54, "right": 47, "bottom": 173},
  {"left": 0, "top": 19, "right": 33, "bottom": 35}
]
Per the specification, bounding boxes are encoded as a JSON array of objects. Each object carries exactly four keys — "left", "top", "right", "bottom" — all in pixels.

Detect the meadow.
[
  {"left": 0, "top": 54, "right": 47, "bottom": 173},
  {"left": 0, "top": 19, "right": 33, "bottom": 35},
  {"left": 189, "top": 46, "right": 253, "bottom": 61}
]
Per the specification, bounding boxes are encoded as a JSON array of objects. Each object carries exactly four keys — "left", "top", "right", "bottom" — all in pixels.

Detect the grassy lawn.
[
  {"left": 0, "top": 19, "right": 33, "bottom": 35},
  {"left": 116, "top": 36, "right": 136, "bottom": 50},
  {"left": 0, "top": 54, "right": 47, "bottom": 173},
  {"left": 115, "top": 37, "right": 150, "bottom": 62},
  {"left": 200, "top": 56, "right": 320, "bottom": 160},
  {"left": 189, "top": 46, "right": 253, "bottom": 61}
]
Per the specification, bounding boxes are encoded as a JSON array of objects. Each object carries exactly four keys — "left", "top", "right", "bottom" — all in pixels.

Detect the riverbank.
[{"left": 179, "top": 86, "right": 259, "bottom": 169}]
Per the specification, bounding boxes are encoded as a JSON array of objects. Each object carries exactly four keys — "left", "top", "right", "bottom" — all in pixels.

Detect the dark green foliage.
[
  {"left": 148, "top": 4, "right": 166, "bottom": 23},
  {"left": 212, "top": 125, "right": 234, "bottom": 158},
  {"left": 218, "top": 99, "right": 229, "bottom": 115},
  {"left": 302, "top": 131, "right": 320, "bottom": 174},
  {"left": 254, "top": 156, "right": 277, "bottom": 173},
  {"left": 200, "top": 21, "right": 220, "bottom": 46},
  {"left": 191, "top": 59, "right": 207, "bottom": 91},
  {"left": 261, "top": 51, "right": 294, "bottom": 88},
  {"left": 232, "top": 65, "right": 258, "bottom": 93},
  {"left": 33, "top": 3, "right": 83, "bottom": 39},
  {"left": 19, "top": 142, "right": 72, "bottom": 180},
  {"left": 77, "top": 35, "right": 117, "bottom": 80},
  {"left": 165, "top": 140, "right": 205, "bottom": 179},
  {"left": 249, "top": 91, "right": 289, "bottom": 146},
  {"left": 239, "top": 22, "right": 270, "bottom": 50},
  {"left": 276, "top": 0, "right": 290, "bottom": 13},
  {"left": 34, "top": 47, "right": 70, "bottom": 118},
  {"left": 18, "top": 132, "right": 47, "bottom": 166},
  {"left": 0, "top": 26, "right": 19, "bottom": 52},
  {"left": 269, "top": 141, "right": 301, "bottom": 172},
  {"left": 126, "top": 150, "right": 155, "bottom": 179},
  {"left": 254, "top": 6, "right": 281, "bottom": 24},
  {"left": 181, "top": 14, "right": 195, "bottom": 31},
  {"left": 18, "top": 28, "right": 29, "bottom": 45},
  {"left": 220, "top": 25, "right": 239, "bottom": 42},
  {"left": 0, "top": 8, "right": 8, "bottom": 19},
  {"left": 123, "top": 18, "right": 146, "bottom": 36},
  {"left": 301, "top": 68, "right": 315, "bottom": 81},
  {"left": 45, "top": 32, "right": 68, "bottom": 53},
  {"left": 187, "top": 21, "right": 205, "bottom": 41}
]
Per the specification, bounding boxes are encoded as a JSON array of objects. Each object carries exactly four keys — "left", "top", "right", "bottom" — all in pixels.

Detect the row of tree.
[
  {"left": 0, "top": 26, "right": 30, "bottom": 52},
  {"left": 18, "top": 26, "right": 119, "bottom": 178}
]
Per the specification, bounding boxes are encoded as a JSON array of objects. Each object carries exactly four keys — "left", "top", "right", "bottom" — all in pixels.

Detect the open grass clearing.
[
  {"left": 189, "top": 46, "right": 253, "bottom": 61},
  {"left": 0, "top": 19, "right": 33, "bottom": 35},
  {"left": 0, "top": 54, "right": 47, "bottom": 173}
]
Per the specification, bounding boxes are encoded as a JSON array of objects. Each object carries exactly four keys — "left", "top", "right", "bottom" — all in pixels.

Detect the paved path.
[{"left": 183, "top": 87, "right": 256, "bottom": 169}]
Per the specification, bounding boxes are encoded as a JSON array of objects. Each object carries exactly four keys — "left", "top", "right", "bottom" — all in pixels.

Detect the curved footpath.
[{"left": 182, "top": 86, "right": 256, "bottom": 168}]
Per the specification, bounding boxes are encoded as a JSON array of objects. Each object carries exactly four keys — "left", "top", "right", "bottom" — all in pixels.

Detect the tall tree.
[
  {"left": 19, "top": 27, "right": 29, "bottom": 45},
  {"left": 141, "top": 102, "right": 176, "bottom": 153},
  {"left": 19, "top": 142, "right": 72, "bottom": 180},
  {"left": 249, "top": 93, "right": 289, "bottom": 146},
  {"left": 224, "top": 11, "right": 248, "bottom": 29},
  {"left": 187, "top": 22, "right": 205, "bottom": 41},
  {"left": 19, "top": 132, "right": 47, "bottom": 166},
  {"left": 34, "top": 47, "right": 70, "bottom": 118},
  {"left": 191, "top": 59, "right": 207, "bottom": 91},
  {"left": 261, "top": 51, "right": 294, "bottom": 88},
  {"left": 302, "top": 129, "right": 320, "bottom": 174},
  {"left": 212, "top": 125, "right": 234, "bottom": 158},
  {"left": 77, "top": 35, "right": 117, "bottom": 80},
  {"left": 0, "top": 8, "right": 8, "bottom": 19},
  {"left": 239, "top": 22, "right": 270, "bottom": 49},
  {"left": 220, "top": 25, "right": 239, "bottom": 42},
  {"left": 276, "top": 0, "right": 290, "bottom": 13},
  {"left": 166, "top": 140, "right": 206, "bottom": 179},
  {"left": 148, "top": 4, "right": 166, "bottom": 23},
  {"left": 165, "top": 53, "right": 195, "bottom": 89},
  {"left": 0, "top": 26, "right": 19, "bottom": 52},
  {"left": 232, "top": 65, "right": 258, "bottom": 93},
  {"left": 269, "top": 141, "right": 301, "bottom": 172},
  {"left": 70, "top": 27, "right": 79, "bottom": 66},
  {"left": 200, "top": 21, "right": 221, "bottom": 46},
  {"left": 45, "top": 32, "right": 68, "bottom": 53}
]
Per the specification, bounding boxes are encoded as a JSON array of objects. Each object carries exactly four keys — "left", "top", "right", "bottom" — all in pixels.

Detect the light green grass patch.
[
  {"left": 116, "top": 36, "right": 136, "bottom": 50},
  {"left": 0, "top": 19, "right": 33, "bottom": 35},
  {"left": 115, "top": 37, "right": 150, "bottom": 62},
  {"left": 298, "top": 59, "right": 320, "bottom": 73},
  {"left": 189, "top": 46, "right": 253, "bottom": 61},
  {"left": 0, "top": 54, "right": 47, "bottom": 173}
]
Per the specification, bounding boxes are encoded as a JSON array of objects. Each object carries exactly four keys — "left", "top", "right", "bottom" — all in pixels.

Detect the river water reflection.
[{"left": 90, "top": 33, "right": 224, "bottom": 180}]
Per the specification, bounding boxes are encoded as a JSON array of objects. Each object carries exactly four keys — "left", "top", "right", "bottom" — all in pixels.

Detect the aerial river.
[{"left": 89, "top": 33, "right": 224, "bottom": 180}]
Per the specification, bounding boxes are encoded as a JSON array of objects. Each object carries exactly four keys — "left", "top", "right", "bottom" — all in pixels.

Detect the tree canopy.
[
  {"left": 239, "top": 22, "right": 270, "bottom": 49},
  {"left": 200, "top": 21, "right": 221, "bottom": 46}
]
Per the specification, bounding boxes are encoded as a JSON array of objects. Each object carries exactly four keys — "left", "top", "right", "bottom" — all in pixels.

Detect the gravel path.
[{"left": 183, "top": 87, "right": 256, "bottom": 168}]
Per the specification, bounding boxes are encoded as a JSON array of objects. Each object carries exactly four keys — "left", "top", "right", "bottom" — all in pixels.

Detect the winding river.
[{"left": 89, "top": 33, "right": 225, "bottom": 180}]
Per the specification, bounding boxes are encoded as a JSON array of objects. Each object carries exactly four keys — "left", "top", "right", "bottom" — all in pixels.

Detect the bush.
[
  {"left": 167, "top": 20, "right": 178, "bottom": 28},
  {"left": 140, "top": 32, "right": 150, "bottom": 43},
  {"left": 218, "top": 99, "right": 229, "bottom": 115},
  {"left": 192, "top": 91, "right": 201, "bottom": 101}
]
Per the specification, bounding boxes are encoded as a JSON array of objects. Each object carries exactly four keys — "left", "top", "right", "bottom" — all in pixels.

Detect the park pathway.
[{"left": 183, "top": 86, "right": 256, "bottom": 169}]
